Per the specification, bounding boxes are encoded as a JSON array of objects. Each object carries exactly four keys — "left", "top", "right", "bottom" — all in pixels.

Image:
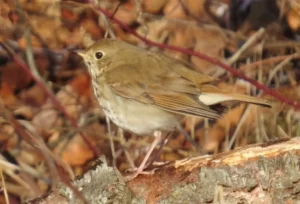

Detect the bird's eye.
[{"left": 95, "top": 51, "right": 103, "bottom": 60}]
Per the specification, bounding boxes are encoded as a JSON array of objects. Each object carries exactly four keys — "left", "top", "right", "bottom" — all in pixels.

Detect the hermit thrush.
[{"left": 75, "top": 38, "right": 271, "bottom": 179}]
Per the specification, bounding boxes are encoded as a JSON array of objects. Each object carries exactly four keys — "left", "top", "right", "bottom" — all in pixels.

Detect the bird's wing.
[{"left": 105, "top": 52, "right": 220, "bottom": 119}]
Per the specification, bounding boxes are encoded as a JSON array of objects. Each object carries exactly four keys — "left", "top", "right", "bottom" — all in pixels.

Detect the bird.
[{"left": 74, "top": 38, "right": 271, "bottom": 179}]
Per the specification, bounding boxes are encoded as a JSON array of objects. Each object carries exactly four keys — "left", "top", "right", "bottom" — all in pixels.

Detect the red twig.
[
  {"left": 0, "top": 43, "right": 100, "bottom": 157},
  {"left": 91, "top": 3, "right": 300, "bottom": 109}
]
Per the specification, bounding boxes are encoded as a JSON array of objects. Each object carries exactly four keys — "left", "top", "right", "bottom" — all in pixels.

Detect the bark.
[{"left": 29, "top": 137, "right": 300, "bottom": 204}]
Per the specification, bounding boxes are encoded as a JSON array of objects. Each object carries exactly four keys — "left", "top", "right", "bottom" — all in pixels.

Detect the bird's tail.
[{"left": 198, "top": 85, "right": 272, "bottom": 108}]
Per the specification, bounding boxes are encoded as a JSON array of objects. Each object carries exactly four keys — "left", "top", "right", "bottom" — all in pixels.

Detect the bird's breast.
[{"left": 91, "top": 79, "right": 182, "bottom": 135}]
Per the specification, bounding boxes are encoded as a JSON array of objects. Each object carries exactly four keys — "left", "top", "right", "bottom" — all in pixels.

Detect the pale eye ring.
[{"left": 95, "top": 51, "right": 103, "bottom": 59}]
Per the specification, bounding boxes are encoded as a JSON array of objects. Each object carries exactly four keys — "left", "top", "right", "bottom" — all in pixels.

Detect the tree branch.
[{"left": 29, "top": 137, "right": 300, "bottom": 203}]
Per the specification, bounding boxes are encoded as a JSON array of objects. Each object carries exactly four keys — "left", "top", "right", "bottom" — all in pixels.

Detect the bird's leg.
[
  {"left": 146, "top": 132, "right": 172, "bottom": 167},
  {"left": 137, "top": 130, "right": 162, "bottom": 173},
  {"left": 125, "top": 131, "right": 162, "bottom": 181}
]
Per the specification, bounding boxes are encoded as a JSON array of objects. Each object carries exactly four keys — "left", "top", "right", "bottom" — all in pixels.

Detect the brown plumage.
[{"left": 76, "top": 39, "right": 271, "bottom": 135}]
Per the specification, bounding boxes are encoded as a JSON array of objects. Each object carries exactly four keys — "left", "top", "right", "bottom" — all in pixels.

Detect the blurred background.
[{"left": 0, "top": 0, "right": 299, "bottom": 202}]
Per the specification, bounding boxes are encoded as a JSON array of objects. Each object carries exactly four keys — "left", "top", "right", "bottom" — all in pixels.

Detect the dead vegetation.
[{"left": 0, "top": 0, "right": 299, "bottom": 203}]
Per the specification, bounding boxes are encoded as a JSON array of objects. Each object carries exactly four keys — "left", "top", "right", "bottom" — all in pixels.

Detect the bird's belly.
[{"left": 94, "top": 85, "right": 181, "bottom": 135}]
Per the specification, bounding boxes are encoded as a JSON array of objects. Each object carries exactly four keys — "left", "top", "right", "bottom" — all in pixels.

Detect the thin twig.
[
  {"left": 106, "top": 116, "right": 116, "bottom": 167},
  {"left": 227, "top": 106, "right": 250, "bottom": 150},
  {"left": 100, "top": 13, "right": 116, "bottom": 39},
  {"left": 227, "top": 28, "right": 265, "bottom": 65},
  {"left": 0, "top": 168, "right": 10, "bottom": 204},
  {"left": 24, "top": 28, "right": 41, "bottom": 78},
  {"left": 118, "top": 128, "right": 135, "bottom": 169},
  {"left": 240, "top": 54, "right": 300, "bottom": 71},
  {"left": 266, "top": 54, "right": 296, "bottom": 85}
]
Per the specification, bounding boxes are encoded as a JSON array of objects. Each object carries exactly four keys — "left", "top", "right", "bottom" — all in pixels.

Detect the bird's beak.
[{"left": 69, "top": 48, "right": 86, "bottom": 58}]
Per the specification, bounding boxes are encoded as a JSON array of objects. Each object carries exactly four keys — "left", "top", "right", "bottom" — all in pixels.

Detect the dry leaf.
[
  {"left": 114, "top": 2, "right": 137, "bottom": 25},
  {"left": 19, "top": 84, "right": 47, "bottom": 106},
  {"left": 0, "top": 82, "right": 18, "bottom": 106},
  {"left": 164, "top": 0, "right": 187, "bottom": 19},
  {"left": 142, "top": 0, "right": 168, "bottom": 14},
  {"left": 287, "top": 8, "right": 300, "bottom": 31},
  {"left": 54, "top": 134, "right": 94, "bottom": 166},
  {"left": 32, "top": 108, "right": 61, "bottom": 131},
  {"left": 1, "top": 62, "right": 32, "bottom": 91}
]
